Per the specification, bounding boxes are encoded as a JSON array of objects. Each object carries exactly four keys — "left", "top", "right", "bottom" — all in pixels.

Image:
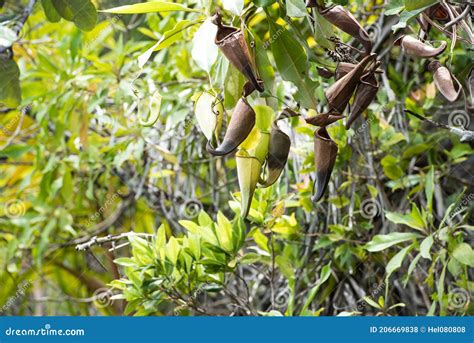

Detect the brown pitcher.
[
  {"left": 214, "top": 15, "right": 264, "bottom": 93},
  {"left": 428, "top": 61, "right": 461, "bottom": 102},
  {"left": 335, "top": 61, "right": 383, "bottom": 80},
  {"left": 306, "top": 112, "right": 344, "bottom": 127},
  {"left": 346, "top": 70, "right": 379, "bottom": 129},
  {"left": 313, "top": 127, "right": 338, "bottom": 202},
  {"left": 325, "top": 53, "right": 376, "bottom": 114},
  {"left": 394, "top": 35, "right": 447, "bottom": 58},
  {"left": 207, "top": 97, "right": 255, "bottom": 156},
  {"left": 316, "top": 5, "right": 372, "bottom": 55},
  {"left": 259, "top": 111, "right": 298, "bottom": 188}
]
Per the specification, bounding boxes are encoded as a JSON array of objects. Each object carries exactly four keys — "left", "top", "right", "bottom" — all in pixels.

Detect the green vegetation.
[{"left": 0, "top": 0, "right": 472, "bottom": 316}]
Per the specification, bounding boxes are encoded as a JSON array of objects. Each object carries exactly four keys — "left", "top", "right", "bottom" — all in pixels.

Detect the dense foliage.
[{"left": 0, "top": 0, "right": 473, "bottom": 316}]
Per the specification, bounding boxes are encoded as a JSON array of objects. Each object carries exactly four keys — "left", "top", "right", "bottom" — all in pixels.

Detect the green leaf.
[
  {"left": 179, "top": 220, "right": 200, "bottom": 234},
  {"left": 224, "top": 63, "right": 246, "bottom": 109},
  {"left": 0, "top": 144, "right": 31, "bottom": 158},
  {"left": 385, "top": 205, "right": 426, "bottom": 232},
  {"left": 52, "top": 0, "right": 97, "bottom": 31},
  {"left": 314, "top": 12, "right": 335, "bottom": 50},
  {"left": 193, "top": 91, "right": 223, "bottom": 142},
  {"left": 114, "top": 257, "right": 136, "bottom": 267},
  {"left": 286, "top": 0, "right": 307, "bottom": 17},
  {"left": 192, "top": 19, "right": 218, "bottom": 72},
  {"left": 138, "top": 20, "right": 201, "bottom": 68},
  {"left": 363, "top": 296, "right": 382, "bottom": 310},
  {"left": 392, "top": 7, "right": 428, "bottom": 31},
  {"left": 42, "top": 0, "right": 61, "bottom": 22},
  {"left": 386, "top": 244, "right": 413, "bottom": 278},
  {"left": 403, "top": 253, "right": 421, "bottom": 287},
  {"left": 187, "top": 233, "right": 201, "bottom": 259},
  {"left": 101, "top": 2, "right": 200, "bottom": 14},
  {"left": 0, "top": 58, "right": 21, "bottom": 108},
  {"left": 155, "top": 224, "right": 167, "bottom": 249},
  {"left": 216, "top": 211, "right": 234, "bottom": 253},
  {"left": 269, "top": 21, "right": 318, "bottom": 109},
  {"left": 253, "top": 105, "right": 274, "bottom": 133},
  {"left": 365, "top": 232, "right": 419, "bottom": 252},
  {"left": 165, "top": 236, "right": 180, "bottom": 265},
  {"left": 404, "top": 0, "right": 436, "bottom": 11},
  {"left": 253, "top": 33, "right": 275, "bottom": 91},
  {"left": 300, "top": 262, "right": 331, "bottom": 313},
  {"left": 252, "top": 229, "right": 269, "bottom": 253},
  {"left": 385, "top": 0, "right": 404, "bottom": 15},
  {"left": 420, "top": 235, "right": 433, "bottom": 260},
  {"left": 425, "top": 166, "right": 434, "bottom": 212},
  {"left": 255, "top": 0, "right": 277, "bottom": 6},
  {"left": 381, "top": 155, "right": 404, "bottom": 180},
  {"left": 452, "top": 243, "right": 474, "bottom": 267},
  {"left": 275, "top": 254, "right": 294, "bottom": 279}
]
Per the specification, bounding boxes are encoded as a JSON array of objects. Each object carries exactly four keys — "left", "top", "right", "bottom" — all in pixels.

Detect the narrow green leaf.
[
  {"left": 138, "top": 20, "right": 200, "bottom": 68},
  {"left": 386, "top": 244, "right": 413, "bottom": 278},
  {"left": 425, "top": 166, "right": 434, "bottom": 212},
  {"left": 404, "top": 0, "right": 436, "bottom": 11},
  {"left": 385, "top": 207, "right": 426, "bottom": 232},
  {"left": 365, "top": 232, "right": 419, "bottom": 252},
  {"left": 301, "top": 262, "right": 332, "bottom": 313},
  {"left": 286, "top": 0, "right": 307, "bottom": 17},
  {"left": 420, "top": 235, "right": 433, "bottom": 260},
  {"left": 101, "top": 2, "right": 200, "bottom": 14}
]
